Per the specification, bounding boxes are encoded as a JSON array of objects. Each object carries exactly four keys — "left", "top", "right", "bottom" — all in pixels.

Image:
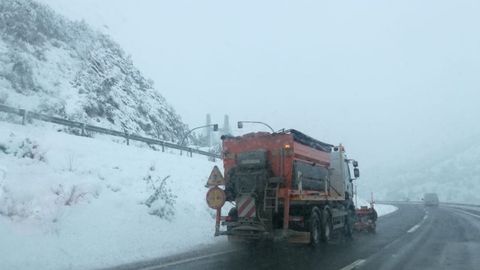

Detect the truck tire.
[
  {"left": 309, "top": 211, "right": 321, "bottom": 247},
  {"left": 344, "top": 215, "right": 353, "bottom": 239},
  {"left": 344, "top": 208, "right": 355, "bottom": 239},
  {"left": 227, "top": 208, "right": 238, "bottom": 232},
  {"left": 320, "top": 210, "right": 332, "bottom": 243},
  {"left": 368, "top": 222, "right": 376, "bottom": 234}
]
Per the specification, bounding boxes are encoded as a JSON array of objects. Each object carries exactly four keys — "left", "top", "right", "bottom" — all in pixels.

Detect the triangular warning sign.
[{"left": 206, "top": 165, "right": 224, "bottom": 187}]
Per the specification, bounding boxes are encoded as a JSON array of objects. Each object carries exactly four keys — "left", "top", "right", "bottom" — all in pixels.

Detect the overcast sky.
[{"left": 43, "top": 0, "right": 480, "bottom": 170}]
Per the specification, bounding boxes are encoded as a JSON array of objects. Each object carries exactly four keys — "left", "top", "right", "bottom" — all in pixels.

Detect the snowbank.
[
  {"left": 0, "top": 121, "right": 223, "bottom": 270},
  {"left": 356, "top": 198, "right": 398, "bottom": 217},
  {"left": 375, "top": 204, "right": 398, "bottom": 217}
]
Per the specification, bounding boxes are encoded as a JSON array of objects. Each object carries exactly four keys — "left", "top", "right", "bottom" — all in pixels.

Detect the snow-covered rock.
[{"left": 0, "top": 0, "right": 188, "bottom": 142}]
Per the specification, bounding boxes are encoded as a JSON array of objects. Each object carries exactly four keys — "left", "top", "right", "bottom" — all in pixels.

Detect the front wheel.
[
  {"left": 344, "top": 217, "right": 353, "bottom": 239},
  {"left": 344, "top": 210, "right": 354, "bottom": 239}
]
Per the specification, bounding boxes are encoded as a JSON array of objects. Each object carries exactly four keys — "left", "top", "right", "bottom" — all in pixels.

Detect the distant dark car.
[{"left": 423, "top": 193, "right": 439, "bottom": 206}]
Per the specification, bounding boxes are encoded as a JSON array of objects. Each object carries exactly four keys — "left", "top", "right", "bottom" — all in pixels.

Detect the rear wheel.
[
  {"left": 226, "top": 208, "right": 237, "bottom": 235},
  {"left": 321, "top": 210, "right": 332, "bottom": 243},
  {"left": 309, "top": 211, "right": 321, "bottom": 247}
]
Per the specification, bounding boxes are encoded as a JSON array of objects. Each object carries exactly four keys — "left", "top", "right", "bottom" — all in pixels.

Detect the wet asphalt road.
[
  {"left": 359, "top": 205, "right": 480, "bottom": 270},
  {"left": 109, "top": 203, "right": 480, "bottom": 270}
]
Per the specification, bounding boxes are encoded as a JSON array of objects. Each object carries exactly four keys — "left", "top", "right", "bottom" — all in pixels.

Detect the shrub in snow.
[
  {"left": 0, "top": 183, "right": 34, "bottom": 220},
  {"left": 11, "top": 138, "right": 47, "bottom": 162},
  {"left": 0, "top": 135, "right": 47, "bottom": 161},
  {"left": 0, "top": 143, "right": 7, "bottom": 154},
  {"left": 144, "top": 175, "right": 177, "bottom": 221},
  {"left": 106, "top": 183, "right": 121, "bottom": 193},
  {"left": 51, "top": 184, "right": 97, "bottom": 206},
  {"left": 0, "top": 196, "right": 33, "bottom": 220}
]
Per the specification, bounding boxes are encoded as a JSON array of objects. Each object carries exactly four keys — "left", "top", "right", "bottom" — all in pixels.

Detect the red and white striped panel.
[{"left": 237, "top": 195, "right": 256, "bottom": 218}]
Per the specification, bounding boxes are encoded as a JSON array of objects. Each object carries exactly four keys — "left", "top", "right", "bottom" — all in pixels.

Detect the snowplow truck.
[{"left": 205, "top": 129, "right": 360, "bottom": 246}]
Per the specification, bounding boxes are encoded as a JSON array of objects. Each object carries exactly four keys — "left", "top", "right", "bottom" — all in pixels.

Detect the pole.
[
  {"left": 179, "top": 124, "right": 218, "bottom": 155},
  {"left": 21, "top": 109, "right": 28, "bottom": 125},
  {"left": 215, "top": 208, "right": 221, "bottom": 236},
  {"left": 238, "top": 121, "right": 275, "bottom": 133}
]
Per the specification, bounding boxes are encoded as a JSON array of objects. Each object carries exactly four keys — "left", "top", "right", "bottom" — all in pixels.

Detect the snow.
[
  {"left": 0, "top": 0, "right": 190, "bottom": 143},
  {"left": 0, "top": 121, "right": 223, "bottom": 270},
  {"left": 355, "top": 198, "right": 398, "bottom": 217},
  {"left": 364, "top": 136, "right": 480, "bottom": 204},
  {"left": 375, "top": 204, "right": 398, "bottom": 217},
  {"left": 0, "top": 120, "right": 399, "bottom": 270}
]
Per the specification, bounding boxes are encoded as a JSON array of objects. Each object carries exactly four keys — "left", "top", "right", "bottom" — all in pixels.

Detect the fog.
[{"left": 43, "top": 0, "right": 479, "bottom": 186}]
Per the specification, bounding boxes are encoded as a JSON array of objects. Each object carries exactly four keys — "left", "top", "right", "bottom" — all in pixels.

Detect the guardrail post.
[
  {"left": 81, "top": 123, "right": 86, "bottom": 136},
  {"left": 21, "top": 109, "right": 28, "bottom": 125},
  {"left": 125, "top": 132, "right": 130, "bottom": 145},
  {"left": 189, "top": 149, "right": 193, "bottom": 157},
  {"left": 161, "top": 143, "right": 165, "bottom": 152}
]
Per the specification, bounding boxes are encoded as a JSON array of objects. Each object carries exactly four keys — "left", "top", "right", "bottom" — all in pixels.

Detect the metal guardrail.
[
  {"left": 377, "top": 200, "right": 480, "bottom": 208},
  {"left": 0, "top": 104, "right": 221, "bottom": 160}
]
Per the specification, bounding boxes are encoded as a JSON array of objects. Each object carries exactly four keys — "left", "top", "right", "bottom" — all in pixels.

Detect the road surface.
[{"left": 107, "top": 204, "right": 480, "bottom": 270}]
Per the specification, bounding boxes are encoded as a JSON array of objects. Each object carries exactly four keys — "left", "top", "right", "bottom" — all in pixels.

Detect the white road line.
[
  {"left": 407, "top": 214, "right": 427, "bottom": 233},
  {"left": 138, "top": 250, "right": 238, "bottom": 270},
  {"left": 455, "top": 209, "right": 480, "bottom": 219},
  {"left": 338, "top": 259, "right": 366, "bottom": 270},
  {"left": 407, "top": 224, "right": 421, "bottom": 233}
]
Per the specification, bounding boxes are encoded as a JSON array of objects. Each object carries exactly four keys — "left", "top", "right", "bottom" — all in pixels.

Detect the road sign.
[
  {"left": 206, "top": 186, "right": 226, "bottom": 209},
  {"left": 206, "top": 165, "right": 224, "bottom": 187}
]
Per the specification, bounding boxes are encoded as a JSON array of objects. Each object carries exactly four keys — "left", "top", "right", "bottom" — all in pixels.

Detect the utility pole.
[
  {"left": 206, "top": 114, "right": 212, "bottom": 147},
  {"left": 222, "top": 114, "right": 232, "bottom": 136}
]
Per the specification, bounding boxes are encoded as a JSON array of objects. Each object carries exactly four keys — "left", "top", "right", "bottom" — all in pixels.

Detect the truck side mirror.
[
  {"left": 354, "top": 168, "right": 360, "bottom": 178},
  {"left": 237, "top": 122, "right": 243, "bottom": 129},
  {"left": 213, "top": 124, "right": 219, "bottom": 131}
]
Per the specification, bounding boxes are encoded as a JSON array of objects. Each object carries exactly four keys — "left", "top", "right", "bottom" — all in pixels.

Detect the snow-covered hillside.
[
  {"left": 0, "top": 121, "right": 223, "bottom": 270},
  {"left": 365, "top": 138, "right": 480, "bottom": 204},
  {"left": 0, "top": 0, "right": 189, "bottom": 142}
]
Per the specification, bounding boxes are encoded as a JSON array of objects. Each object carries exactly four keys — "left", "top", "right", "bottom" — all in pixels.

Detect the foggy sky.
[{"left": 43, "top": 0, "right": 480, "bottom": 171}]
